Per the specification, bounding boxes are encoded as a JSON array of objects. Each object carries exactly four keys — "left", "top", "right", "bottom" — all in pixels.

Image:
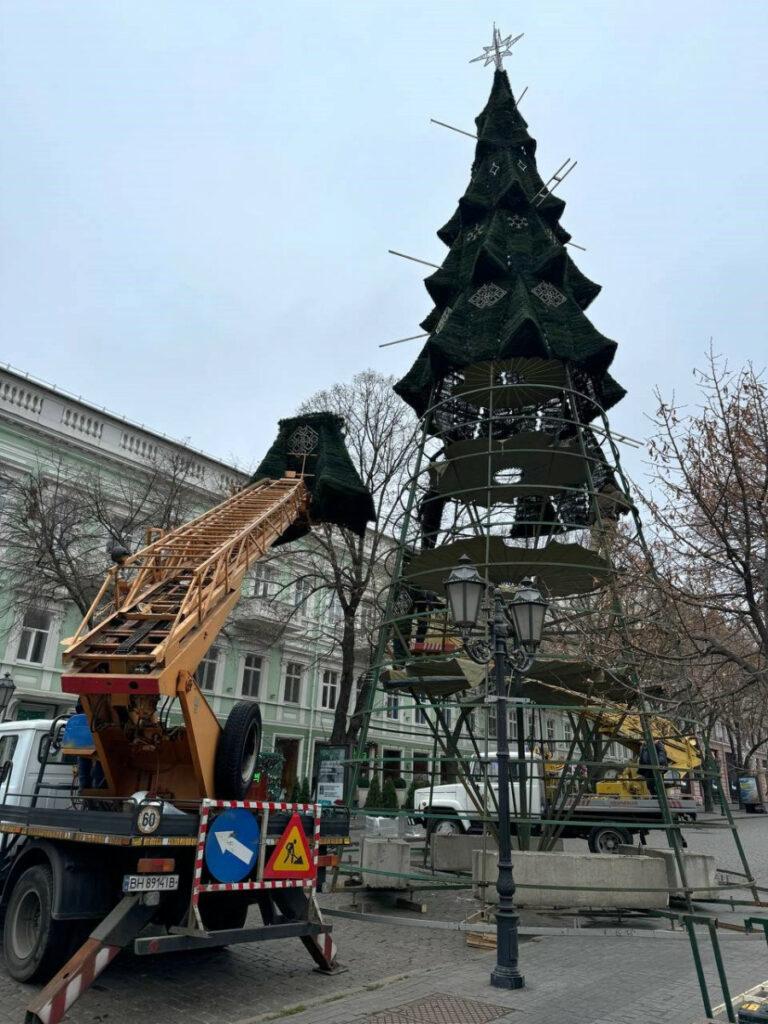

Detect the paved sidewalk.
[{"left": 236, "top": 926, "right": 768, "bottom": 1024}]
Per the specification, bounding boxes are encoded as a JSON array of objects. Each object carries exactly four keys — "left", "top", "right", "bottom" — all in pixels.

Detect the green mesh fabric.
[
  {"left": 251, "top": 412, "right": 375, "bottom": 539},
  {"left": 394, "top": 69, "right": 625, "bottom": 418}
]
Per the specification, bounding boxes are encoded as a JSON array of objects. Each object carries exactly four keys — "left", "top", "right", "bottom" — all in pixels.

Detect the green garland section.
[{"left": 252, "top": 412, "right": 376, "bottom": 540}]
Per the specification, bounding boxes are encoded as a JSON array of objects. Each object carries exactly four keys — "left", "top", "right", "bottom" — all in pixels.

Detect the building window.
[
  {"left": 241, "top": 654, "right": 263, "bottom": 698},
  {"left": 198, "top": 646, "right": 220, "bottom": 692},
  {"left": 284, "top": 662, "right": 303, "bottom": 704},
  {"left": 415, "top": 705, "right": 428, "bottom": 725},
  {"left": 293, "top": 577, "right": 312, "bottom": 615},
  {"left": 563, "top": 721, "right": 572, "bottom": 744},
  {"left": 16, "top": 609, "right": 52, "bottom": 664},
  {"left": 413, "top": 753, "right": 429, "bottom": 779},
  {"left": 321, "top": 669, "right": 339, "bottom": 710},
  {"left": 251, "top": 563, "right": 277, "bottom": 599},
  {"left": 386, "top": 694, "right": 399, "bottom": 720},
  {"left": 326, "top": 594, "right": 343, "bottom": 623},
  {"left": 359, "top": 601, "right": 375, "bottom": 632}
]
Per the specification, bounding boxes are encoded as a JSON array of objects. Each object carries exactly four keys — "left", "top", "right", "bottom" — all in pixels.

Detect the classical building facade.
[{"left": 0, "top": 364, "right": 436, "bottom": 795}]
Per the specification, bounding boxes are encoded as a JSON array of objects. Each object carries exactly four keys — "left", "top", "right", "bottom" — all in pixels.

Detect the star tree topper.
[{"left": 470, "top": 24, "right": 524, "bottom": 70}]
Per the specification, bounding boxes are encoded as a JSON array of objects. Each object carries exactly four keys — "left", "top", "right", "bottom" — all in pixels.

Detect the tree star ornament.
[{"left": 470, "top": 25, "right": 524, "bottom": 70}]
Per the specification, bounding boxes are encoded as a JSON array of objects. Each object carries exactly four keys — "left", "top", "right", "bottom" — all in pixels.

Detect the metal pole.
[
  {"left": 490, "top": 589, "right": 524, "bottom": 990},
  {"left": 513, "top": 680, "right": 529, "bottom": 852}
]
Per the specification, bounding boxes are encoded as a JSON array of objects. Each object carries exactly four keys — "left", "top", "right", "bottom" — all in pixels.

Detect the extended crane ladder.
[{"left": 63, "top": 476, "right": 308, "bottom": 684}]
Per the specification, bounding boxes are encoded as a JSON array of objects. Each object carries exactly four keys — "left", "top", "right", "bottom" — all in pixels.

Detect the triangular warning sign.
[{"left": 263, "top": 812, "right": 315, "bottom": 880}]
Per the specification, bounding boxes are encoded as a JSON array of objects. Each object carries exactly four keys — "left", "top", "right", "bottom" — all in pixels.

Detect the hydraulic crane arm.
[
  {"left": 59, "top": 412, "right": 374, "bottom": 805},
  {"left": 60, "top": 474, "right": 310, "bottom": 802},
  {"left": 63, "top": 475, "right": 308, "bottom": 694},
  {"left": 578, "top": 705, "right": 701, "bottom": 774}
]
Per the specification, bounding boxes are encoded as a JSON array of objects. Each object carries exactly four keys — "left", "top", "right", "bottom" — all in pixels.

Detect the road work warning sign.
[{"left": 263, "top": 812, "right": 315, "bottom": 880}]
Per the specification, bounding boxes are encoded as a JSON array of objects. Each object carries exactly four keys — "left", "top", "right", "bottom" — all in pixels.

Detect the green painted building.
[{"left": 0, "top": 364, "right": 437, "bottom": 795}]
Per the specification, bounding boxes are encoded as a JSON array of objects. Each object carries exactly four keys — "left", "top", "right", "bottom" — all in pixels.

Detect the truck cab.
[
  {"left": 0, "top": 719, "right": 73, "bottom": 810},
  {"left": 414, "top": 751, "right": 543, "bottom": 836}
]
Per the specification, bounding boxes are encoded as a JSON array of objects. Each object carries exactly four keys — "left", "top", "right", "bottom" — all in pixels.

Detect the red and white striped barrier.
[
  {"left": 190, "top": 799, "right": 322, "bottom": 919},
  {"left": 26, "top": 939, "right": 120, "bottom": 1024}
]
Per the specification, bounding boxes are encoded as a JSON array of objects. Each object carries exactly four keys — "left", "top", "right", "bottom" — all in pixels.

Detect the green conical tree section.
[{"left": 394, "top": 69, "right": 625, "bottom": 419}]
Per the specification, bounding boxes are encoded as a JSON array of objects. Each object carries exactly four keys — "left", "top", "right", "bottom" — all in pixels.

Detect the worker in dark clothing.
[{"left": 638, "top": 739, "right": 669, "bottom": 798}]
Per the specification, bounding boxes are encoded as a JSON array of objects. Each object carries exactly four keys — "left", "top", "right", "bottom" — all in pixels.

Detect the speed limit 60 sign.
[{"left": 136, "top": 800, "right": 163, "bottom": 835}]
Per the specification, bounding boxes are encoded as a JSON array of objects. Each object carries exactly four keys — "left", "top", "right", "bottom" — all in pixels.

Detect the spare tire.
[{"left": 214, "top": 701, "right": 262, "bottom": 799}]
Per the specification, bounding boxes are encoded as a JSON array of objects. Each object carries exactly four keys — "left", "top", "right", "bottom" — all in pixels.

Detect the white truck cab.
[
  {"left": 0, "top": 719, "right": 73, "bottom": 810},
  {"left": 414, "top": 750, "right": 543, "bottom": 836}
]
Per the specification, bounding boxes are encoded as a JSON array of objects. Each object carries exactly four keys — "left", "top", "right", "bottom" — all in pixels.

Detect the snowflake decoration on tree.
[
  {"left": 507, "top": 214, "right": 528, "bottom": 230},
  {"left": 287, "top": 425, "right": 319, "bottom": 455},
  {"left": 544, "top": 226, "right": 557, "bottom": 246},
  {"left": 489, "top": 162, "right": 500, "bottom": 177},
  {"left": 517, "top": 159, "right": 528, "bottom": 172},
  {"left": 469, "top": 283, "right": 507, "bottom": 309},
  {"left": 435, "top": 306, "right": 452, "bottom": 333},
  {"left": 532, "top": 281, "right": 567, "bottom": 308},
  {"left": 465, "top": 224, "right": 485, "bottom": 243}
]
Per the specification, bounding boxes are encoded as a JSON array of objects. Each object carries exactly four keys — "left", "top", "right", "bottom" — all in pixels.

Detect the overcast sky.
[{"left": 1, "top": 1, "right": 766, "bottom": 480}]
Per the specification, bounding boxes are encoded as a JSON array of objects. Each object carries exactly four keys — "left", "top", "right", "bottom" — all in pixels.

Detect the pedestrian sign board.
[
  {"left": 205, "top": 808, "right": 261, "bottom": 883},
  {"left": 263, "top": 812, "right": 315, "bottom": 880}
]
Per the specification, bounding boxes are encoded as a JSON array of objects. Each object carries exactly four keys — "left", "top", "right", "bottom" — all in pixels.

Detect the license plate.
[{"left": 122, "top": 873, "right": 179, "bottom": 893}]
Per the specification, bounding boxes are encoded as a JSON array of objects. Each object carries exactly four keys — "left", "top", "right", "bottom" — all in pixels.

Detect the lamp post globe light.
[
  {"left": 444, "top": 554, "right": 486, "bottom": 631},
  {"left": 443, "top": 562, "right": 548, "bottom": 990},
  {"left": 0, "top": 672, "right": 16, "bottom": 722}
]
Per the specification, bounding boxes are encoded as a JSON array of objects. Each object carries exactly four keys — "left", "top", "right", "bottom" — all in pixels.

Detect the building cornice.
[{"left": 0, "top": 363, "right": 247, "bottom": 498}]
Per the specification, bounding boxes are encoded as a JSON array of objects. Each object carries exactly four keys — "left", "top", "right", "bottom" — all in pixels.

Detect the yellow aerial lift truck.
[{"left": 0, "top": 413, "right": 375, "bottom": 1024}]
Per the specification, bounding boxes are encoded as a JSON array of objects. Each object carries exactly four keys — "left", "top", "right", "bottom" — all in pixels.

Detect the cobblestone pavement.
[{"left": 1, "top": 816, "right": 765, "bottom": 1024}]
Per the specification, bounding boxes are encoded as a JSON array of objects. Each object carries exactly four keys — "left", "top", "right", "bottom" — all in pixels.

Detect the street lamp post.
[
  {"left": 443, "top": 558, "right": 548, "bottom": 991},
  {"left": 0, "top": 672, "right": 16, "bottom": 722}
]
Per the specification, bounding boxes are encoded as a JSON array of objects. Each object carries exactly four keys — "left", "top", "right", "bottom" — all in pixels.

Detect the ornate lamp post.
[
  {"left": 0, "top": 672, "right": 16, "bottom": 722},
  {"left": 444, "top": 557, "right": 548, "bottom": 990}
]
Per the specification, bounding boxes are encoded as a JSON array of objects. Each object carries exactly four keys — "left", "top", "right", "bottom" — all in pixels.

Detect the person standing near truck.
[{"left": 638, "top": 739, "right": 669, "bottom": 797}]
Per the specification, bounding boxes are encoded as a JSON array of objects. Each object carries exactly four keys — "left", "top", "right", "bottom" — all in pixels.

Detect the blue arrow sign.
[{"left": 205, "top": 808, "right": 261, "bottom": 883}]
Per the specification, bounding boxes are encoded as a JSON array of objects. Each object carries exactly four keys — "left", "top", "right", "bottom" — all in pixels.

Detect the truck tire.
[
  {"left": 427, "top": 814, "right": 462, "bottom": 838},
  {"left": 3, "top": 864, "right": 78, "bottom": 982},
  {"left": 214, "top": 701, "right": 262, "bottom": 799},
  {"left": 587, "top": 826, "right": 631, "bottom": 854}
]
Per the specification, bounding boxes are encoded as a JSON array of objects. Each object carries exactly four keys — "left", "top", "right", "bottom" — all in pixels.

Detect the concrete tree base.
[
  {"left": 617, "top": 845, "right": 718, "bottom": 900},
  {"left": 362, "top": 838, "right": 411, "bottom": 890},
  {"left": 473, "top": 849, "right": 669, "bottom": 909},
  {"left": 431, "top": 834, "right": 563, "bottom": 873}
]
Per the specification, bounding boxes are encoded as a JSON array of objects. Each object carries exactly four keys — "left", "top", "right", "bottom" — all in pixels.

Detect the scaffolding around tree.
[{"left": 341, "top": 41, "right": 762, "bottom": 1021}]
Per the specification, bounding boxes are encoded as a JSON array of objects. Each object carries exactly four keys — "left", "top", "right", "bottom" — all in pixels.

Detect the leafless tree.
[
  {"left": 0, "top": 450, "right": 211, "bottom": 627},
  {"left": 256, "top": 370, "right": 420, "bottom": 744},
  {"left": 642, "top": 347, "right": 767, "bottom": 699}
]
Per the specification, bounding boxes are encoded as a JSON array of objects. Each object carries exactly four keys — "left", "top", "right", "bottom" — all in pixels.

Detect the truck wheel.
[
  {"left": 428, "top": 815, "right": 462, "bottom": 838},
  {"left": 199, "top": 893, "right": 249, "bottom": 932},
  {"left": 214, "top": 701, "right": 262, "bottom": 799},
  {"left": 587, "top": 826, "right": 631, "bottom": 854},
  {"left": 3, "top": 865, "right": 74, "bottom": 982}
]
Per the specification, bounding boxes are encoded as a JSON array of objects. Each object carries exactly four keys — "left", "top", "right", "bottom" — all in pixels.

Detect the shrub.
[
  {"left": 381, "top": 778, "right": 399, "bottom": 810},
  {"left": 357, "top": 773, "right": 370, "bottom": 789},
  {"left": 393, "top": 777, "right": 407, "bottom": 789},
  {"left": 406, "top": 775, "right": 428, "bottom": 810},
  {"left": 290, "top": 779, "right": 301, "bottom": 803},
  {"left": 364, "top": 774, "right": 383, "bottom": 809},
  {"left": 299, "top": 777, "right": 311, "bottom": 803}
]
